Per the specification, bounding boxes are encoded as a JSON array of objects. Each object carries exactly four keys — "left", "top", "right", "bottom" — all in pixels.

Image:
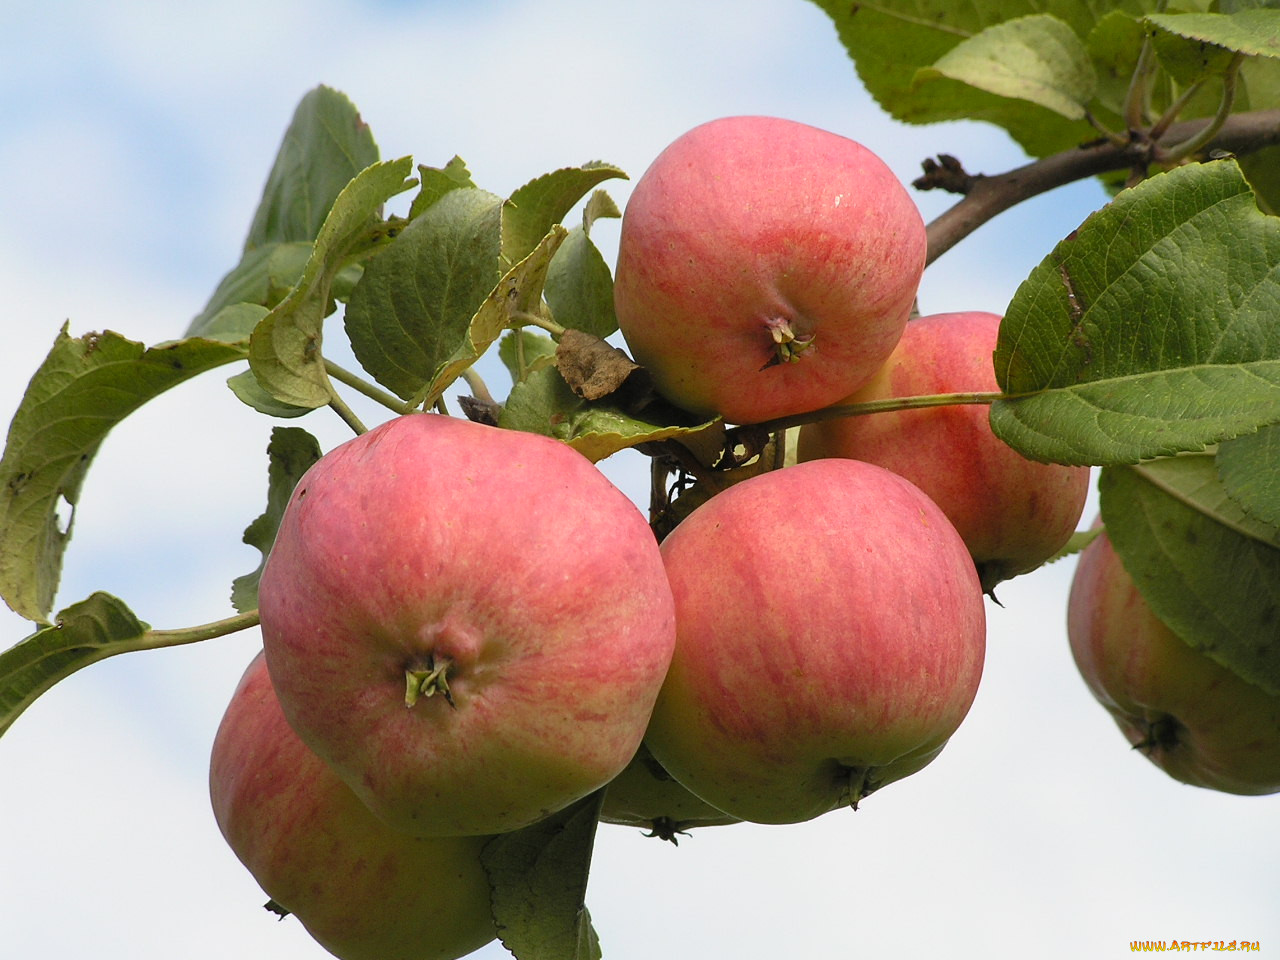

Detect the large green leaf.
[
  {"left": 502, "top": 163, "right": 627, "bottom": 266},
  {"left": 245, "top": 85, "right": 381, "bottom": 251},
  {"left": 482, "top": 792, "right": 604, "bottom": 960},
  {"left": 1100, "top": 460, "right": 1280, "bottom": 695},
  {"left": 990, "top": 159, "right": 1280, "bottom": 465},
  {"left": 1217, "top": 423, "right": 1280, "bottom": 529},
  {"left": 231, "top": 427, "right": 322, "bottom": 613},
  {"left": 807, "top": 0, "right": 1137, "bottom": 156},
  {"left": 1088, "top": 11, "right": 1150, "bottom": 115},
  {"left": 0, "top": 593, "right": 149, "bottom": 737},
  {"left": 543, "top": 191, "right": 622, "bottom": 340},
  {"left": 186, "top": 242, "right": 314, "bottom": 338},
  {"left": 423, "top": 227, "right": 568, "bottom": 408},
  {"left": 1147, "top": 9, "right": 1280, "bottom": 60},
  {"left": 915, "top": 14, "right": 1098, "bottom": 119},
  {"left": 187, "top": 86, "right": 379, "bottom": 338},
  {"left": 408, "top": 156, "right": 478, "bottom": 219},
  {"left": 0, "top": 593, "right": 260, "bottom": 740},
  {"left": 1137, "top": 452, "right": 1280, "bottom": 547},
  {"left": 0, "top": 328, "right": 248, "bottom": 622},
  {"left": 248, "top": 157, "right": 416, "bottom": 409},
  {"left": 343, "top": 187, "right": 507, "bottom": 401}
]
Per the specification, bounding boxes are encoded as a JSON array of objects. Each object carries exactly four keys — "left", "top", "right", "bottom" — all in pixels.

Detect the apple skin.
[
  {"left": 644, "top": 458, "right": 987, "bottom": 825},
  {"left": 599, "top": 743, "right": 741, "bottom": 841},
  {"left": 258, "top": 412, "right": 677, "bottom": 837},
  {"left": 209, "top": 652, "right": 497, "bottom": 960},
  {"left": 613, "top": 115, "right": 926, "bottom": 425},
  {"left": 798, "top": 310, "right": 1090, "bottom": 592},
  {"left": 1067, "top": 529, "right": 1280, "bottom": 795}
]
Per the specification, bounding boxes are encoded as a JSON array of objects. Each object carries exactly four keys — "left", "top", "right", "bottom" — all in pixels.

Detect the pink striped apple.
[
  {"left": 644, "top": 458, "right": 987, "bottom": 824},
  {"left": 613, "top": 115, "right": 926, "bottom": 424},
  {"left": 798, "top": 310, "right": 1089, "bottom": 591},
  {"left": 258, "top": 413, "right": 676, "bottom": 837},
  {"left": 1067, "top": 529, "right": 1280, "bottom": 795},
  {"left": 209, "top": 652, "right": 496, "bottom": 960}
]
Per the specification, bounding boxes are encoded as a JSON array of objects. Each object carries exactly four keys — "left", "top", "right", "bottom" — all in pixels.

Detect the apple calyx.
[
  {"left": 1133, "top": 714, "right": 1183, "bottom": 755},
  {"left": 404, "top": 655, "right": 456, "bottom": 709},
  {"left": 642, "top": 816, "right": 693, "bottom": 845},
  {"left": 761, "top": 316, "right": 815, "bottom": 369},
  {"left": 842, "top": 765, "right": 881, "bottom": 811}
]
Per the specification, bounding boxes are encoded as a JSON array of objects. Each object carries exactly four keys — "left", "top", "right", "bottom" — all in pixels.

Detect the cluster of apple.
[{"left": 208, "top": 117, "right": 1099, "bottom": 960}]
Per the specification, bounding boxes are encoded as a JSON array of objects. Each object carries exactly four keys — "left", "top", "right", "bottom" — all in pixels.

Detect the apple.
[
  {"left": 643, "top": 458, "right": 987, "bottom": 825},
  {"left": 798, "top": 310, "right": 1090, "bottom": 592},
  {"left": 209, "top": 652, "right": 497, "bottom": 960},
  {"left": 612, "top": 115, "right": 926, "bottom": 425},
  {"left": 599, "top": 743, "right": 741, "bottom": 842},
  {"left": 1067, "top": 528, "right": 1280, "bottom": 795},
  {"left": 258, "top": 412, "right": 677, "bottom": 837}
]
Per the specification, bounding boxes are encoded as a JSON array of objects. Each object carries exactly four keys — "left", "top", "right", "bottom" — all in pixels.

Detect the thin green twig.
[
  {"left": 1158, "top": 54, "right": 1246, "bottom": 164},
  {"left": 325, "top": 360, "right": 414, "bottom": 415}
]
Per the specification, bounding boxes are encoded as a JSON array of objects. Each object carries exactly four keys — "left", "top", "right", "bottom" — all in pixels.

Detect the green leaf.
[
  {"left": 1151, "top": 23, "right": 1243, "bottom": 87},
  {"left": 186, "top": 242, "right": 315, "bottom": 338},
  {"left": 915, "top": 14, "right": 1098, "bottom": 120},
  {"left": 1221, "top": 0, "right": 1280, "bottom": 13},
  {"left": 1147, "top": 10, "right": 1280, "bottom": 60},
  {"left": 1136, "top": 452, "right": 1280, "bottom": 547},
  {"left": 1217, "top": 423, "right": 1280, "bottom": 529},
  {"left": 498, "top": 329, "right": 560, "bottom": 384},
  {"left": 806, "top": 0, "right": 1112, "bottom": 156},
  {"left": 1100, "top": 461, "right": 1280, "bottom": 695},
  {"left": 425, "top": 227, "right": 569, "bottom": 407},
  {"left": 502, "top": 163, "right": 627, "bottom": 266},
  {"left": 1240, "top": 145, "right": 1280, "bottom": 216},
  {"left": 0, "top": 593, "right": 149, "bottom": 738},
  {"left": 544, "top": 228, "right": 618, "bottom": 339},
  {"left": 231, "top": 427, "right": 322, "bottom": 613},
  {"left": 343, "top": 187, "right": 506, "bottom": 402},
  {"left": 408, "top": 156, "right": 477, "bottom": 220},
  {"left": 990, "top": 159, "right": 1280, "bottom": 466},
  {"left": 1088, "top": 12, "right": 1151, "bottom": 116},
  {"left": 481, "top": 792, "right": 604, "bottom": 960},
  {"left": 245, "top": 85, "right": 381, "bottom": 251},
  {"left": 0, "top": 328, "right": 248, "bottom": 622},
  {"left": 343, "top": 189, "right": 572, "bottom": 407},
  {"left": 0, "top": 594, "right": 260, "bottom": 740},
  {"left": 248, "top": 157, "right": 416, "bottom": 409},
  {"left": 187, "top": 86, "right": 380, "bottom": 339},
  {"left": 498, "top": 364, "right": 717, "bottom": 463},
  {"left": 580, "top": 189, "right": 621, "bottom": 228},
  {"left": 226, "top": 369, "right": 315, "bottom": 418},
  {"left": 199, "top": 303, "right": 271, "bottom": 345}
]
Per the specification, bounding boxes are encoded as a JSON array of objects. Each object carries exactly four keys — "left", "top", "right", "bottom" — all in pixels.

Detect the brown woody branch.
[{"left": 921, "top": 108, "right": 1280, "bottom": 266}]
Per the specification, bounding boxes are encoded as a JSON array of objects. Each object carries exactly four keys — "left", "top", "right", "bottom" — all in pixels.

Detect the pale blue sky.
[{"left": 1, "top": 3, "right": 1274, "bottom": 960}]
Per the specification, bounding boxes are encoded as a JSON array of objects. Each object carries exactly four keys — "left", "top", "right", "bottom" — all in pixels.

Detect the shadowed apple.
[
  {"left": 209, "top": 652, "right": 497, "bottom": 960},
  {"left": 1067, "top": 528, "right": 1280, "bottom": 795}
]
